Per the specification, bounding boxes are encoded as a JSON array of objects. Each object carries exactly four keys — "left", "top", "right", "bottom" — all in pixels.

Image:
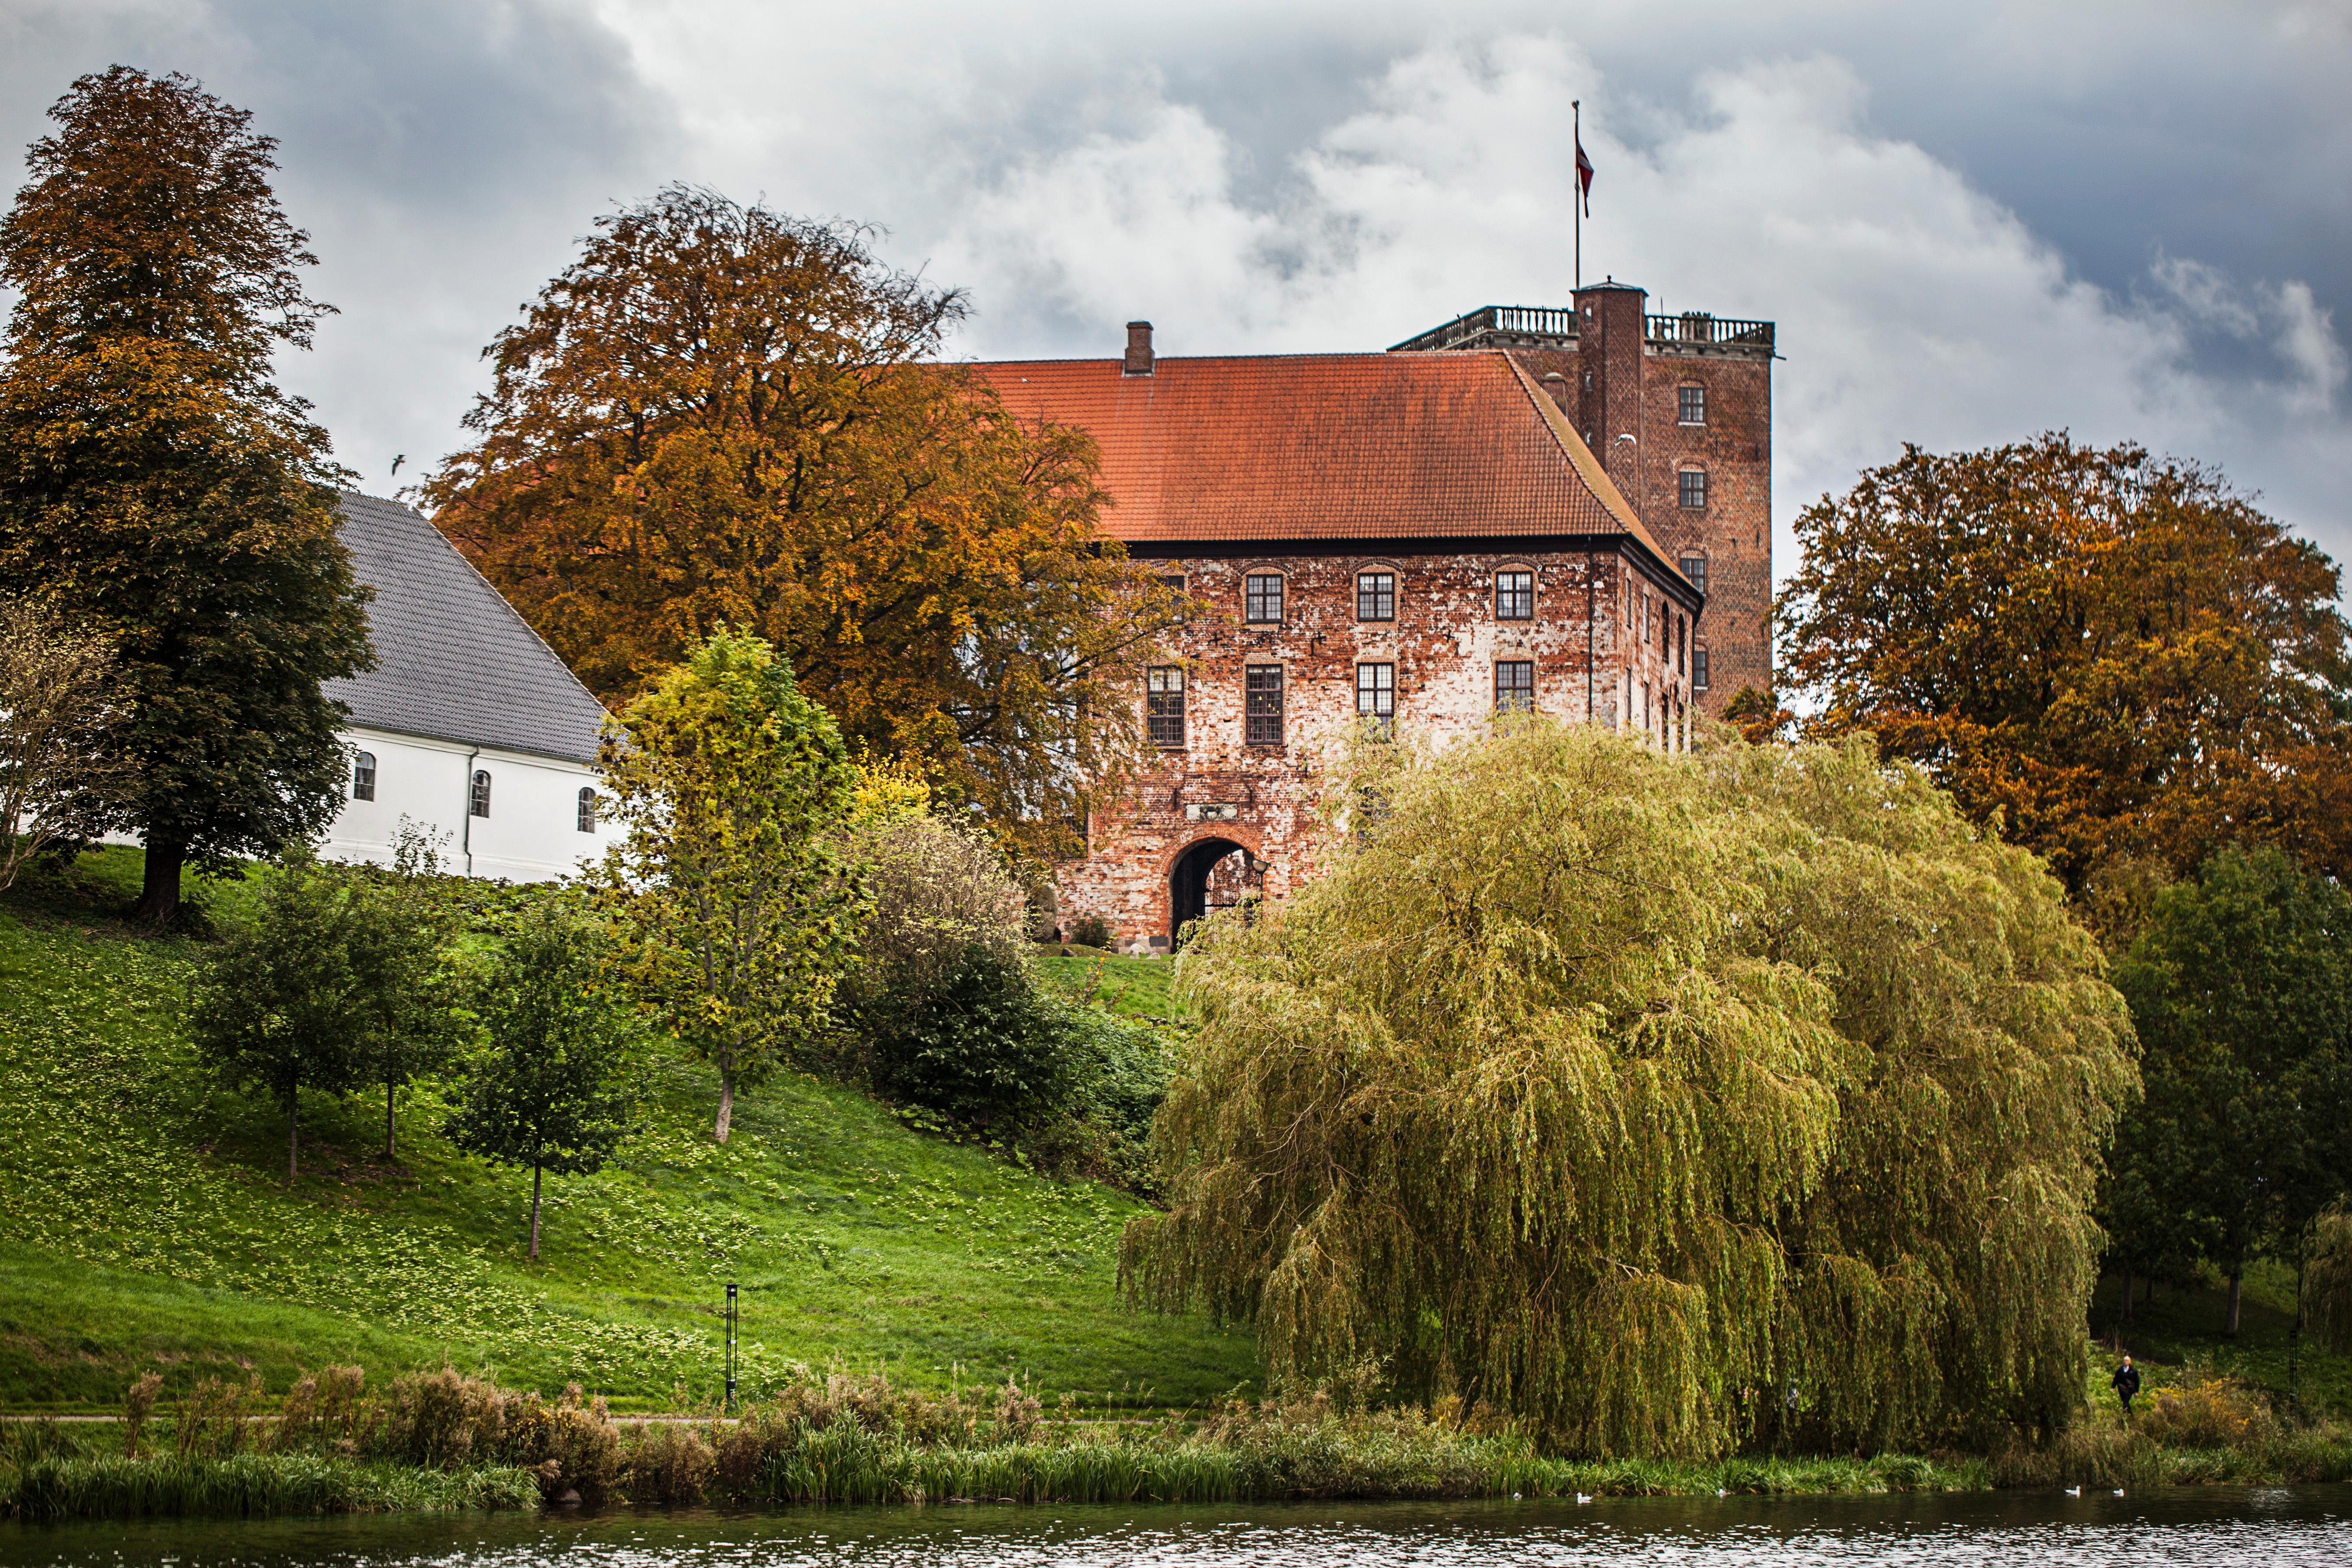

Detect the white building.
[{"left": 318, "top": 492, "right": 623, "bottom": 882}]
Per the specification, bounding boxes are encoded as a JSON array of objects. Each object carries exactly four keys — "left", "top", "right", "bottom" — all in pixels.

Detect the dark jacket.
[{"left": 2111, "top": 1364, "right": 2141, "bottom": 1398}]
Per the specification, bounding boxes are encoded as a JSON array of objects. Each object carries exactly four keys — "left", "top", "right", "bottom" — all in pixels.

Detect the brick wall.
[{"left": 1062, "top": 544, "right": 1695, "bottom": 950}]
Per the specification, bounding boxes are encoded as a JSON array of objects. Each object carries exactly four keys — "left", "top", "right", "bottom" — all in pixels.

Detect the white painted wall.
[{"left": 319, "top": 725, "right": 623, "bottom": 883}]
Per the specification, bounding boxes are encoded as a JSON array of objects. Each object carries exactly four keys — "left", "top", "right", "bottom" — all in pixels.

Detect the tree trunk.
[
  {"left": 528, "top": 1164, "right": 542, "bottom": 1262},
  {"left": 2227, "top": 1272, "right": 2243, "bottom": 1335},
  {"left": 133, "top": 839, "right": 185, "bottom": 926},
  {"left": 2144, "top": 1275, "right": 2154, "bottom": 1307},
  {"left": 714, "top": 1069, "right": 734, "bottom": 1144},
  {"left": 2119, "top": 1266, "right": 2134, "bottom": 1326},
  {"left": 287, "top": 1089, "right": 300, "bottom": 1180},
  {"left": 385, "top": 1080, "right": 396, "bottom": 1160}
]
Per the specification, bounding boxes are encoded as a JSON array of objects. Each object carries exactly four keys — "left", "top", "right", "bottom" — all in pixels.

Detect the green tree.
[
  {"left": 446, "top": 902, "right": 641, "bottom": 1261},
  {"left": 1124, "top": 722, "right": 2135, "bottom": 1456},
  {"left": 0, "top": 67, "right": 371, "bottom": 924},
  {"left": 189, "top": 851, "right": 369, "bottom": 1178},
  {"left": 2110, "top": 847, "right": 2352, "bottom": 1334},
  {"left": 349, "top": 833, "right": 465, "bottom": 1159},
  {"left": 423, "top": 185, "right": 1181, "bottom": 856},
  {"left": 1776, "top": 434, "right": 2352, "bottom": 897},
  {"left": 599, "top": 626, "right": 863, "bottom": 1142}
]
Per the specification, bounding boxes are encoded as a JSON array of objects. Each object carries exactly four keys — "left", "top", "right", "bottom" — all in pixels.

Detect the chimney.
[{"left": 1124, "top": 320, "right": 1154, "bottom": 377}]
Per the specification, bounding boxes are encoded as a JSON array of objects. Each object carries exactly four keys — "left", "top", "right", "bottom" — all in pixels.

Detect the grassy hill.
[{"left": 0, "top": 848, "right": 1252, "bottom": 1412}]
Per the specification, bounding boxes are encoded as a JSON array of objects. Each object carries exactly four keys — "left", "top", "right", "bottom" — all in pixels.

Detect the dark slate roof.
[{"left": 323, "top": 492, "right": 610, "bottom": 764}]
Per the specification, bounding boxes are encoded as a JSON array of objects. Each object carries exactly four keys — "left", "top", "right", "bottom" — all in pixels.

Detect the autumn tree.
[
  {"left": 0, "top": 593, "right": 133, "bottom": 889},
  {"left": 598, "top": 627, "right": 863, "bottom": 1142},
  {"left": 2109, "top": 847, "right": 2352, "bottom": 1335},
  {"left": 1124, "top": 723, "right": 2134, "bottom": 1455},
  {"left": 1777, "top": 434, "right": 2352, "bottom": 896},
  {"left": 0, "top": 67, "right": 372, "bottom": 924},
  {"left": 447, "top": 902, "right": 641, "bottom": 1261},
  {"left": 424, "top": 185, "right": 1180, "bottom": 855}
]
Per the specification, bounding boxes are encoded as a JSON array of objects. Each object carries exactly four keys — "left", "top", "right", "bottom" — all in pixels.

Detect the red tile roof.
[{"left": 971, "top": 349, "right": 1682, "bottom": 575}]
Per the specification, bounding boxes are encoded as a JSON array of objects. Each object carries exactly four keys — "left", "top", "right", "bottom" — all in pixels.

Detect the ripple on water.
[{"left": 7, "top": 1490, "right": 2352, "bottom": 1568}]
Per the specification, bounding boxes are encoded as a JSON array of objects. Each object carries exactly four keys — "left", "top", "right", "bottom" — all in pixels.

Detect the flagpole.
[{"left": 1572, "top": 99, "right": 1582, "bottom": 291}]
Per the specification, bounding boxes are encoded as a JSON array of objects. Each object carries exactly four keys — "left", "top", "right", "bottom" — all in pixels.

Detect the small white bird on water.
[
  {"left": 1716, "top": 1488, "right": 1728, "bottom": 1498},
  {"left": 1576, "top": 1494, "right": 1594, "bottom": 1505},
  {"left": 2064, "top": 1485, "right": 2082, "bottom": 1497},
  {"left": 2113, "top": 1489, "right": 2125, "bottom": 1497}
]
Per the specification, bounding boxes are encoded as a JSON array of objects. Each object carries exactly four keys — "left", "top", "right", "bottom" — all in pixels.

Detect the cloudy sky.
[{"left": 4, "top": 0, "right": 2346, "bottom": 588}]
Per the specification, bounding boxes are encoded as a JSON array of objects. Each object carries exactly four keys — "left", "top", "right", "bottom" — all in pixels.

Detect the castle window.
[
  {"left": 470, "top": 770, "right": 492, "bottom": 819},
  {"left": 1356, "top": 662, "right": 1394, "bottom": 734},
  {"left": 1678, "top": 385, "right": 1706, "bottom": 426},
  {"left": 1244, "top": 573, "right": 1284, "bottom": 624},
  {"left": 1679, "top": 556, "right": 1708, "bottom": 595},
  {"left": 1356, "top": 571, "right": 1395, "bottom": 621},
  {"left": 351, "top": 750, "right": 376, "bottom": 802},
  {"left": 1694, "top": 648, "right": 1711, "bottom": 690},
  {"left": 1147, "top": 666, "right": 1186, "bottom": 748},
  {"left": 1495, "top": 661, "right": 1535, "bottom": 714},
  {"left": 1495, "top": 570, "right": 1534, "bottom": 620},
  {"left": 1676, "top": 612, "right": 1687, "bottom": 673},
  {"left": 1158, "top": 574, "right": 1187, "bottom": 593},
  {"left": 1245, "top": 665, "right": 1284, "bottom": 746},
  {"left": 1679, "top": 469, "right": 1708, "bottom": 510},
  {"left": 577, "top": 787, "right": 598, "bottom": 833}
]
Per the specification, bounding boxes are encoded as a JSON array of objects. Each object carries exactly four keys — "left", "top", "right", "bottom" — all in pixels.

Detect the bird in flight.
[{"left": 391, "top": 454, "right": 406, "bottom": 477}]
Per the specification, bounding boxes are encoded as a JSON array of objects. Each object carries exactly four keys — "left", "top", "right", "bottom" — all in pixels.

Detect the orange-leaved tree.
[
  {"left": 423, "top": 185, "right": 1181, "bottom": 858},
  {"left": 1777, "top": 433, "right": 2352, "bottom": 897}
]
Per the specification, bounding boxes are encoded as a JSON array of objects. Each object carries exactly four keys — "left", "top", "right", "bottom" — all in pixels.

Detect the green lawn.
[
  {"left": 1034, "top": 951, "right": 1186, "bottom": 1020},
  {"left": 0, "top": 849, "right": 1256, "bottom": 1412}
]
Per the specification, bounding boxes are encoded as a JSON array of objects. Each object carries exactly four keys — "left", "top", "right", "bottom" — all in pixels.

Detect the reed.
[{"left": 4, "top": 1453, "right": 540, "bottom": 1522}]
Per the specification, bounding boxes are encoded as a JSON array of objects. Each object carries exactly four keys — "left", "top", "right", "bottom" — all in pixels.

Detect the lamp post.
[{"left": 724, "top": 1282, "right": 738, "bottom": 1411}]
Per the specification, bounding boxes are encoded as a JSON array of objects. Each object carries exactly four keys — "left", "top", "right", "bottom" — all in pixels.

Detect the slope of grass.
[
  {"left": 1034, "top": 952, "right": 1185, "bottom": 1021},
  {"left": 2089, "top": 1264, "right": 2352, "bottom": 1419},
  {"left": 0, "top": 849, "right": 1256, "bottom": 1412}
]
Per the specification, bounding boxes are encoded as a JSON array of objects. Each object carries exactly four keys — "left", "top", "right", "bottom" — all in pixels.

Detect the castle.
[{"left": 983, "top": 279, "right": 1772, "bottom": 951}]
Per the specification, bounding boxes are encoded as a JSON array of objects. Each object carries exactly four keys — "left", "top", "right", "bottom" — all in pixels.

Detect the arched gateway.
[{"left": 1169, "top": 836, "right": 1256, "bottom": 944}]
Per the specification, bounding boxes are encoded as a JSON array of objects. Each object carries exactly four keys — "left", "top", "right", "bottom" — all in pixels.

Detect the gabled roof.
[
  {"left": 324, "top": 493, "right": 611, "bottom": 765},
  {"left": 971, "top": 349, "right": 1688, "bottom": 585}
]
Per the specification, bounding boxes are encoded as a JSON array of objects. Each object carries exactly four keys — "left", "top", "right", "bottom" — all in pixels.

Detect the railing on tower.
[
  {"left": 1645, "top": 312, "right": 1774, "bottom": 350},
  {"left": 1389, "top": 304, "right": 1579, "bottom": 353}
]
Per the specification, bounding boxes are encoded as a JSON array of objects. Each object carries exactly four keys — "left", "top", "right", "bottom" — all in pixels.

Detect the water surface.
[{"left": 7, "top": 1489, "right": 2351, "bottom": 1566}]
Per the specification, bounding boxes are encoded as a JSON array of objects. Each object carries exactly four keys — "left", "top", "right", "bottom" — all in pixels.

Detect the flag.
[{"left": 1575, "top": 136, "right": 1594, "bottom": 217}]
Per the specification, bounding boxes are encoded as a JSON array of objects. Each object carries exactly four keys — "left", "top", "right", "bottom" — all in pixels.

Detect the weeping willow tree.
[{"left": 1121, "top": 723, "right": 2135, "bottom": 1456}]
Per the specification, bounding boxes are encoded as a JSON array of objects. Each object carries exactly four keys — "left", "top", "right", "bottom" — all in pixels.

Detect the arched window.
[
  {"left": 577, "top": 787, "right": 598, "bottom": 833},
  {"left": 470, "top": 769, "right": 492, "bottom": 819},
  {"left": 351, "top": 750, "right": 376, "bottom": 802},
  {"left": 1678, "top": 468, "right": 1708, "bottom": 510}
]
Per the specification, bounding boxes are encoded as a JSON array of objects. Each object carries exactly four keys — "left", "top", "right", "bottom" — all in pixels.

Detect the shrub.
[
  {"left": 868, "top": 946, "right": 1071, "bottom": 1128},
  {"left": 1068, "top": 914, "right": 1113, "bottom": 949},
  {"left": 850, "top": 813, "right": 1028, "bottom": 1001},
  {"left": 173, "top": 1375, "right": 263, "bottom": 1459},
  {"left": 2135, "top": 1372, "right": 2277, "bottom": 1451},
  {"left": 620, "top": 1422, "right": 716, "bottom": 1503}
]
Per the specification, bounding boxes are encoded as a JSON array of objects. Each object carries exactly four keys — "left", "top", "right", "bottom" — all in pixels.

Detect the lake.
[{"left": 6, "top": 1490, "right": 2352, "bottom": 1566}]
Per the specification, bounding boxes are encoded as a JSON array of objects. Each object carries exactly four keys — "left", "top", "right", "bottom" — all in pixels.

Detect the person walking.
[{"left": 2111, "top": 1354, "right": 2141, "bottom": 1416}]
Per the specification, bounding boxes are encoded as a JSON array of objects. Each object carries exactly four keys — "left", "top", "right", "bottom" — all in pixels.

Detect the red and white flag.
[{"left": 1575, "top": 136, "right": 1594, "bottom": 216}]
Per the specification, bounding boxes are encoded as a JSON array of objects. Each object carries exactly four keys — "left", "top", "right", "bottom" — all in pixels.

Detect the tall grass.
[{"left": 6, "top": 1453, "right": 539, "bottom": 1522}]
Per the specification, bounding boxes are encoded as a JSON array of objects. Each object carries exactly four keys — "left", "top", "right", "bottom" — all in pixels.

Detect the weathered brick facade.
[
  {"left": 1396, "top": 282, "right": 1777, "bottom": 712},
  {"left": 976, "top": 283, "right": 1767, "bottom": 951}
]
